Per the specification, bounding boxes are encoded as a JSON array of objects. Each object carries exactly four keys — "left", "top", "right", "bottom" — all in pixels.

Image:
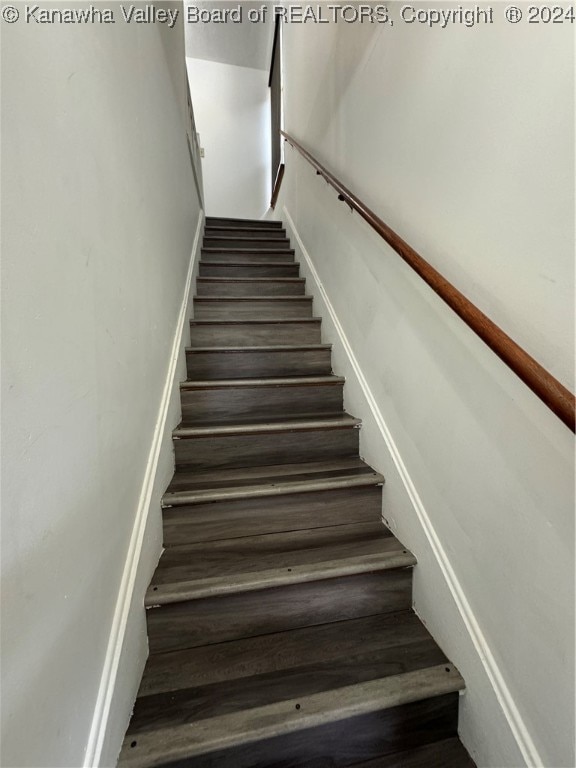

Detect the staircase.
[{"left": 119, "top": 218, "right": 475, "bottom": 768}]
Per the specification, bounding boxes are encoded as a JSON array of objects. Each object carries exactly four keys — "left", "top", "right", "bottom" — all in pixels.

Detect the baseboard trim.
[
  {"left": 282, "top": 204, "right": 542, "bottom": 768},
  {"left": 83, "top": 211, "right": 204, "bottom": 767}
]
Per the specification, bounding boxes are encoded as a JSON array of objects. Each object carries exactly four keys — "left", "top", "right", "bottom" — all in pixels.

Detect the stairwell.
[{"left": 118, "top": 218, "right": 476, "bottom": 768}]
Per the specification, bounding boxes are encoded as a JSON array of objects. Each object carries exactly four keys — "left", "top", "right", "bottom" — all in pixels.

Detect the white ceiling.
[{"left": 185, "top": 1, "right": 276, "bottom": 71}]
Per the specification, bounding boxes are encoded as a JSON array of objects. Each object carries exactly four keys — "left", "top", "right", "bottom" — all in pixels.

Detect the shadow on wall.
[{"left": 291, "top": 22, "right": 383, "bottom": 165}]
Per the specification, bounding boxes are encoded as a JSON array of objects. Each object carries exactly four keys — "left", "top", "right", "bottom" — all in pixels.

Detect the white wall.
[
  {"left": 281, "top": 17, "right": 574, "bottom": 390},
  {"left": 1, "top": 10, "right": 203, "bottom": 768},
  {"left": 274, "top": 15, "right": 574, "bottom": 768},
  {"left": 186, "top": 56, "right": 271, "bottom": 218}
]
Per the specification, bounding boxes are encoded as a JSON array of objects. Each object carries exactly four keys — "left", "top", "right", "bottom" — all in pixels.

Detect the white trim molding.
[
  {"left": 282, "top": 204, "right": 543, "bottom": 768},
  {"left": 83, "top": 211, "right": 204, "bottom": 767}
]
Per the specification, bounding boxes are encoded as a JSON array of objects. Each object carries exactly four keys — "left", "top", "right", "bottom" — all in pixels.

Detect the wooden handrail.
[{"left": 281, "top": 130, "right": 575, "bottom": 432}]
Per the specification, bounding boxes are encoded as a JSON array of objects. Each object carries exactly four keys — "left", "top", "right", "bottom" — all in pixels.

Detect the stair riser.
[
  {"left": 201, "top": 251, "right": 295, "bottom": 263},
  {"left": 203, "top": 238, "right": 292, "bottom": 250},
  {"left": 156, "top": 694, "right": 460, "bottom": 768},
  {"left": 199, "top": 263, "right": 300, "bottom": 278},
  {"left": 205, "top": 229, "right": 287, "bottom": 239},
  {"left": 146, "top": 570, "right": 413, "bottom": 654},
  {"left": 174, "top": 427, "right": 359, "bottom": 471},
  {"left": 186, "top": 348, "right": 332, "bottom": 380},
  {"left": 206, "top": 218, "right": 283, "bottom": 229},
  {"left": 196, "top": 279, "right": 306, "bottom": 297},
  {"left": 180, "top": 383, "right": 344, "bottom": 425},
  {"left": 193, "top": 299, "right": 313, "bottom": 320},
  {"left": 162, "top": 486, "right": 383, "bottom": 545},
  {"left": 189, "top": 322, "right": 322, "bottom": 347}
]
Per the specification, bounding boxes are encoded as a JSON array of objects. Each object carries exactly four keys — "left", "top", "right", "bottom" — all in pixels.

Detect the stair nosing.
[
  {"left": 193, "top": 296, "right": 313, "bottom": 302},
  {"left": 203, "top": 234, "right": 290, "bottom": 237},
  {"left": 180, "top": 375, "right": 344, "bottom": 389},
  {"left": 205, "top": 227, "right": 286, "bottom": 232},
  {"left": 186, "top": 344, "right": 332, "bottom": 352},
  {"left": 119, "top": 665, "right": 464, "bottom": 767},
  {"left": 202, "top": 248, "right": 296, "bottom": 264},
  {"left": 203, "top": 238, "right": 292, "bottom": 243},
  {"left": 206, "top": 217, "right": 283, "bottom": 225},
  {"left": 203, "top": 239, "right": 289, "bottom": 243},
  {"left": 190, "top": 318, "right": 321, "bottom": 325},
  {"left": 199, "top": 260, "right": 299, "bottom": 267},
  {"left": 201, "top": 244, "right": 295, "bottom": 248},
  {"left": 145, "top": 550, "right": 416, "bottom": 606},
  {"left": 162, "top": 470, "right": 383, "bottom": 507},
  {"left": 204, "top": 233, "right": 286, "bottom": 237},
  {"left": 173, "top": 416, "right": 361, "bottom": 439},
  {"left": 197, "top": 277, "right": 305, "bottom": 283}
]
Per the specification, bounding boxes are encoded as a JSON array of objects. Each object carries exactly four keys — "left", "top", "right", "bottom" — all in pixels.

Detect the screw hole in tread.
[
  {"left": 295, "top": 704, "right": 301, "bottom": 710},
  {"left": 130, "top": 741, "right": 137, "bottom": 748}
]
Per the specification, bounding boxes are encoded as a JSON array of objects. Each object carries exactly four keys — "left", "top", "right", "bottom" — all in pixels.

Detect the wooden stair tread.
[
  {"left": 197, "top": 276, "right": 305, "bottom": 282},
  {"left": 205, "top": 226, "right": 286, "bottom": 232},
  {"left": 189, "top": 320, "right": 322, "bottom": 349},
  {"left": 203, "top": 234, "right": 290, "bottom": 239},
  {"left": 199, "top": 259, "right": 299, "bottom": 265},
  {"left": 162, "top": 472, "right": 384, "bottom": 509},
  {"left": 175, "top": 410, "right": 353, "bottom": 431},
  {"left": 162, "top": 465, "right": 384, "bottom": 508},
  {"left": 180, "top": 378, "right": 344, "bottom": 425},
  {"left": 204, "top": 221, "right": 286, "bottom": 232},
  {"left": 162, "top": 472, "right": 384, "bottom": 508},
  {"left": 199, "top": 263, "right": 301, "bottom": 277},
  {"left": 193, "top": 297, "right": 314, "bottom": 320},
  {"left": 165, "top": 457, "right": 381, "bottom": 495},
  {"left": 164, "top": 470, "right": 382, "bottom": 505},
  {"left": 186, "top": 343, "right": 331, "bottom": 352},
  {"left": 202, "top": 246, "right": 295, "bottom": 252},
  {"left": 173, "top": 417, "right": 359, "bottom": 469},
  {"left": 205, "top": 225, "right": 283, "bottom": 230},
  {"left": 203, "top": 237, "right": 288, "bottom": 241},
  {"left": 180, "top": 375, "right": 344, "bottom": 390},
  {"left": 185, "top": 346, "right": 334, "bottom": 378},
  {"left": 173, "top": 415, "right": 360, "bottom": 439},
  {"left": 203, "top": 234, "right": 291, "bottom": 238},
  {"left": 136, "top": 611, "right": 443, "bottom": 697},
  {"left": 179, "top": 411, "right": 347, "bottom": 428},
  {"left": 206, "top": 217, "right": 283, "bottom": 226},
  {"left": 196, "top": 277, "right": 307, "bottom": 294},
  {"left": 194, "top": 295, "right": 312, "bottom": 302},
  {"left": 120, "top": 663, "right": 463, "bottom": 767},
  {"left": 201, "top": 257, "right": 296, "bottom": 265},
  {"left": 204, "top": 224, "right": 286, "bottom": 234},
  {"left": 190, "top": 318, "right": 321, "bottom": 325},
  {"left": 147, "top": 522, "right": 413, "bottom": 603},
  {"left": 129, "top": 612, "right": 451, "bottom": 720}
]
